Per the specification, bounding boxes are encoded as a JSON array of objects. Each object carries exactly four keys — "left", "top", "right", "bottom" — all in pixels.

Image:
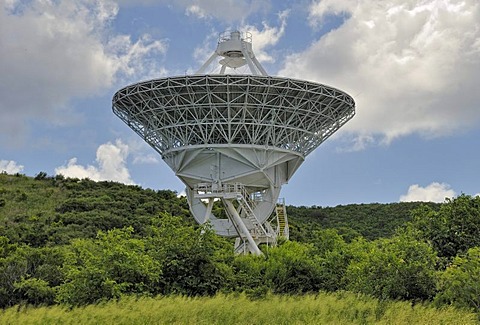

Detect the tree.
[
  {"left": 57, "top": 227, "right": 162, "bottom": 306},
  {"left": 230, "top": 254, "right": 267, "bottom": 297},
  {"left": 146, "top": 215, "right": 232, "bottom": 296},
  {"left": 0, "top": 238, "right": 28, "bottom": 307},
  {"left": 408, "top": 195, "right": 480, "bottom": 263},
  {"left": 263, "top": 241, "right": 321, "bottom": 294},
  {"left": 13, "top": 278, "right": 56, "bottom": 305},
  {"left": 435, "top": 247, "right": 480, "bottom": 312},
  {"left": 34, "top": 172, "right": 48, "bottom": 180},
  {"left": 345, "top": 234, "right": 437, "bottom": 301},
  {"left": 310, "top": 229, "right": 351, "bottom": 292},
  {"left": 0, "top": 238, "right": 63, "bottom": 307}
]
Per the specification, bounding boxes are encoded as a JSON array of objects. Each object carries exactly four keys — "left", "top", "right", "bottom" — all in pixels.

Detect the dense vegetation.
[
  {"left": 287, "top": 201, "right": 439, "bottom": 242},
  {"left": 1, "top": 172, "right": 480, "bottom": 323}
]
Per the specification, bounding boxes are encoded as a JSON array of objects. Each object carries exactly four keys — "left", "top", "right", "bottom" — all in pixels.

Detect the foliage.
[
  {"left": 13, "top": 278, "right": 56, "bottom": 306},
  {"left": 287, "top": 201, "right": 438, "bottom": 242},
  {"left": 0, "top": 237, "right": 64, "bottom": 307},
  {"left": 56, "top": 216, "right": 232, "bottom": 306},
  {"left": 229, "top": 253, "right": 267, "bottom": 297},
  {"left": 309, "top": 229, "right": 352, "bottom": 292},
  {"left": 263, "top": 241, "right": 321, "bottom": 294},
  {"left": 408, "top": 194, "right": 480, "bottom": 263},
  {"left": 345, "top": 234, "right": 437, "bottom": 301},
  {"left": 57, "top": 227, "right": 162, "bottom": 306},
  {"left": 0, "top": 174, "right": 190, "bottom": 246},
  {"left": 145, "top": 215, "right": 232, "bottom": 296},
  {"left": 229, "top": 236, "right": 351, "bottom": 296},
  {"left": 0, "top": 211, "right": 232, "bottom": 307},
  {"left": 435, "top": 247, "right": 480, "bottom": 312}
]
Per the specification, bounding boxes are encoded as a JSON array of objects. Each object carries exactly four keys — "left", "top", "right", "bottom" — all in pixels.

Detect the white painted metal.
[
  {"left": 223, "top": 199, "right": 262, "bottom": 255},
  {"left": 196, "top": 31, "right": 267, "bottom": 76},
  {"left": 112, "top": 30, "right": 356, "bottom": 254}
]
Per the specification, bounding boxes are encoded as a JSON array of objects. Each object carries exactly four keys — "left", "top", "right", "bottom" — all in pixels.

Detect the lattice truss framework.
[{"left": 113, "top": 75, "right": 355, "bottom": 157}]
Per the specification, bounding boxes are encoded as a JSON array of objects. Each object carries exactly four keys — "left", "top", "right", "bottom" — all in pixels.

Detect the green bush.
[
  {"left": 408, "top": 194, "right": 480, "bottom": 263},
  {"left": 264, "top": 241, "right": 321, "bottom": 294},
  {"left": 13, "top": 278, "right": 56, "bottom": 305},
  {"left": 57, "top": 227, "right": 162, "bottom": 306},
  {"left": 435, "top": 247, "right": 480, "bottom": 312},
  {"left": 345, "top": 234, "right": 437, "bottom": 300}
]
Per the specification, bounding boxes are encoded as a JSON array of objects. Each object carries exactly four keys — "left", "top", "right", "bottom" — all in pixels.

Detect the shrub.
[
  {"left": 435, "top": 247, "right": 480, "bottom": 312},
  {"left": 345, "top": 234, "right": 437, "bottom": 301}
]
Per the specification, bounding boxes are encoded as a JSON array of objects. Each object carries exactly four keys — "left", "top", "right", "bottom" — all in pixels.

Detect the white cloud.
[
  {"left": 308, "top": 0, "right": 352, "bottom": 28},
  {"left": 243, "top": 10, "right": 289, "bottom": 63},
  {"left": 399, "top": 182, "right": 456, "bottom": 203},
  {"left": 123, "top": 138, "right": 160, "bottom": 165},
  {"left": 0, "top": 160, "right": 24, "bottom": 174},
  {"left": 336, "top": 134, "right": 375, "bottom": 152},
  {"left": 0, "top": 1, "right": 167, "bottom": 142},
  {"left": 133, "top": 155, "right": 159, "bottom": 165},
  {"left": 55, "top": 140, "right": 134, "bottom": 184},
  {"left": 185, "top": 5, "right": 208, "bottom": 19},
  {"left": 280, "top": 0, "right": 480, "bottom": 147}
]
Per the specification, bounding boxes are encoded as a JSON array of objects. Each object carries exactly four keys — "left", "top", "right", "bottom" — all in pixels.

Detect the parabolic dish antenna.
[{"left": 113, "top": 31, "right": 355, "bottom": 254}]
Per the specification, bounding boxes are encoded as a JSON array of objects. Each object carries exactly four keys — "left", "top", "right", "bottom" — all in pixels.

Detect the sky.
[{"left": 1, "top": 0, "right": 479, "bottom": 207}]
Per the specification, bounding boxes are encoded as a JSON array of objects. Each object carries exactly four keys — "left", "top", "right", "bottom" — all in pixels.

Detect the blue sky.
[{"left": 1, "top": 0, "right": 479, "bottom": 207}]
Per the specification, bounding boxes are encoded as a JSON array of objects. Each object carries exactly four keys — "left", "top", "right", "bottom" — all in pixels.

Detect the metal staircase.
[
  {"left": 236, "top": 189, "right": 268, "bottom": 237},
  {"left": 275, "top": 198, "right": 289, "bottom": 239},
  {"left": 193, "top": 182, "right": 277, "bottom": 255}
]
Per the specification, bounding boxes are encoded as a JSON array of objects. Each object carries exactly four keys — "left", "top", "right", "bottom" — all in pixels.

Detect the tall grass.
[{"left": 2, "top": 292, "right": 477, "bottom": 325}]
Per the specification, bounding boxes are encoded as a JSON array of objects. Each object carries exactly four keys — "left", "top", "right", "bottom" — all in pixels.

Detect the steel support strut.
[{"left": 223, "top": 199, "right": 262, "bottom": 255}]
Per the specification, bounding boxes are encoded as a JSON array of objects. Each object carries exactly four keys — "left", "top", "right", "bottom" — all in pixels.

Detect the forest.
[{"left": 1, "top": 172, "right": 480, "bottom": 322}]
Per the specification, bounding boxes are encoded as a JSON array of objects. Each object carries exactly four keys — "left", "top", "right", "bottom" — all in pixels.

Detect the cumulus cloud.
[
  {"left": 132, "top": 155, "right": 159, "bottom": 165},
  {"left": 0, "top": 160, "right": 24, "bottom": 174},
  {"left": 243, "top": 10, "right": 289, "bottom": 63},
  {"left": 0, "top": 0, "right": 167, "bottom": 141},
  {"left": 55, "top": 140, "right": 134, "bottom": 184},
  {"left": 124, "top": 138, "right": 160, "bottom": 165},
  {"left": 280, "top": 0, "right": 480, "bottom": 147},
  {"left": 399, "top": 182, "right": 456, "bottom": 203}
]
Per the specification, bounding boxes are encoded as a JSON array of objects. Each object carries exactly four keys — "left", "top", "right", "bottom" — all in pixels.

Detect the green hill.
[
  {"left": 0, "top": 172, "right": 191, "bottom": 246},
  {"left": 287, "top": 201, "right": 439, "bottom": 242},
  {"left": 0, "top": 172, "right": 430, "bottom": 246}
]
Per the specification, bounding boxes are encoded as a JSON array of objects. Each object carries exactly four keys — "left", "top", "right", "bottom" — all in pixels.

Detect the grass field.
[{"left": 1, "top": 292, "right": 477, "bottom": 325}]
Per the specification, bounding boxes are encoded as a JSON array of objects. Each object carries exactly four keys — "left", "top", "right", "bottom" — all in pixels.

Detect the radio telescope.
[{"left": 113, "top": 31, "right": 355, "bottom": 255}]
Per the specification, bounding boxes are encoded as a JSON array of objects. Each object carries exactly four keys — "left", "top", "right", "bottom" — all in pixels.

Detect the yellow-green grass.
[{"left": 1, "top": 292, "right": 477, "bottom": 325}]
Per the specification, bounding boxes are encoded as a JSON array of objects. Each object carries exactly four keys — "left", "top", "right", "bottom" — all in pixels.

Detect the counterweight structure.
[{"left": 113, "top": 31, "right": 355, "bottom": 254}]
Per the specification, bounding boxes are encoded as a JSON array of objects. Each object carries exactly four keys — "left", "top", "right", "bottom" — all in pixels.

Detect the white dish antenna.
[{"left": 113, "top": 31, "right": 355, "bottom": 254}]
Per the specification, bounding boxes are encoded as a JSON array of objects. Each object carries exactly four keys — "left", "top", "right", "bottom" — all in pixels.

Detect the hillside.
[
  {"left": 0, "top": 172, "right": 430, "bottom": 246},
  {"left": 287, "top": 201, "right": 439, "bottom": 242},
  {"left": 0, "top": 172, "right": 191, "bottom": 246}
]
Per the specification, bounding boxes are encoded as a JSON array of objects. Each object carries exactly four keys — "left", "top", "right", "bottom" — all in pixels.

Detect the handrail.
[{"left": 218, "top": 31, "right": 252, "bottom": 44}]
